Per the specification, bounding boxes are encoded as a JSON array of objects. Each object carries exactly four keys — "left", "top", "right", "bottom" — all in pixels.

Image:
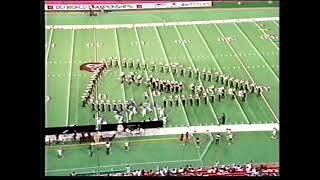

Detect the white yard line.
[
  {"left": 134, "top": 27, "right": 158, "bottom": 119},
  {"left": 234, "top": 23, "right": 279, "bottom": 81},
  {"left": 93, "top": 28, "right": 100, "bottom": 120},
  {"left": 154, "top": 26, "right": 190, "bottom": 127},
  {"left": 214, "top": 24, "right": 279, "bottom": 123},
  {"left": 195, "top": 146, "right": 204, "bottom": 166},
  {"left": 45, "top": 28, "right": 53, "bottom": 127},
  {"left": 45, "top": 159, "right": 201, "bottom": 172},
  {"left": 253, "top": 21, "right": 279, "bottom": 50},
  {"left": 273, "top": 20, "right": 279, "bottom": 27},
  {"left": 193, "top": 24, "right": 250, "bottom": 124},
  {"left": 114, "top": 29, "right": 129, "bottom": 121},
  {"left": 46, "top": 17, "right": 279, "bottom": 30},
  {"left": 200, "top": 135, "right": 213, "bottom": 159},
  {"left": 174, "top": 25, "right": 219, "bottom": 125},
  {"left": 66, "top": 29, "right": 75, "bottom": 126}
]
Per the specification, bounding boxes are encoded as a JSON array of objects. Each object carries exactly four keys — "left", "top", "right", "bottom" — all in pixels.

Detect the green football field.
[
  {"left": 45, "top": 6, "right": 279, "bottom": 176},
  {"left": 46, "top": 8, "right": 279, "bottom": 127},
  {"left": 45, "top": 132, "right": 279, "bottom": 176}
]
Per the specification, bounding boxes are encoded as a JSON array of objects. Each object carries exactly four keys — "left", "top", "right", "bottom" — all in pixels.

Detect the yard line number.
[{"left": 175, "top": 39, "right": 192, "bottom": 44}]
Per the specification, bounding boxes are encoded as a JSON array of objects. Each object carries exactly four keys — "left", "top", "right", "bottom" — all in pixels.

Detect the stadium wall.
[{"left": 44, "top": 1, "right": 213, "bottom": 11}]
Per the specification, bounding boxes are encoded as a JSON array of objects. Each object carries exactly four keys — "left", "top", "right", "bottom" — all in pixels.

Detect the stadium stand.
[{"left": 74, "top": 163, "right": 279, "bottom": 176}]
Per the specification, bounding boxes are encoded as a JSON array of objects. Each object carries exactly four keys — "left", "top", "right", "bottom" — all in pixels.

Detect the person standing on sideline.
[
  {"left": 180, "top": 134, "right": 184, "bottom": 144},
  {"left": 124, "top": 140, "right": 130, "bottom": 151},
  {"left": 220, "top": 113, "right": 227, "bottom": 125},
  {"left": 227, "top": 132, "right": 233, "bottom": 145},
  {"left": 88, "top": 143, "right": 94, "bottom": 157},
  {"left": 106, "top": 140, "right": 111, "bottom": 155},
  {"left": 57, "top": 148, "right": 63, "bottom": 160},
  {"left": 271, "top": 127, "right": 278, "bottom": 139},
  {"left": 215, "top": 134, "right": 221, "bottom": 144},
  {"left": 196, "top": 137, "right": 200, "bottom": 148}
]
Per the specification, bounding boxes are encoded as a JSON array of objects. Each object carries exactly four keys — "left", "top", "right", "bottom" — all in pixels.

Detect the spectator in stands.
[
  {"left": 246, "top": 162, "right": 252, "bottom": 173},
  {"left": 89, "top": 162, "right": 279, "bottom": 176}
]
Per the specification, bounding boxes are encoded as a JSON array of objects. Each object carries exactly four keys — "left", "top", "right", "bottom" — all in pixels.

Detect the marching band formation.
[{"left": 80, "top": 59, "right": 271, "bottom": 125}]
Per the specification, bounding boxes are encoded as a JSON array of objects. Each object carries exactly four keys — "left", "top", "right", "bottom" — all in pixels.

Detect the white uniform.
[
  {"left": 106, "top": 143, "right": 111, "bottom": 148},
  {"left": 96, "top": 117, "right": 102, "bottom": 126},
  {"left": 132, "top": 106, "right": 138, "bottom": 114},
  {"left": 273, "top": 129, "right": 277, "bottom": 135},
  {"left": 273, "top": 128, "right": 277, "bottom": 137},
  {"left": 57, "top": 149, "right": 62, "bottom": 155},
  {"left": 141, "top": 107, "right": 146, "bottom": 117},
  {"left": 238, "top": 90, "right": 244, "bottom": 97},
  {"left": 128, "top": 111, "right": 133, "bottom": 121},
  {"left": 124, "top": 141, "right": 129, "bottom": 151},
  {"left": 159, "top": 108, "right": 165, "bottom": 118},
  {"left": 162, "top": 116, "right": 167, "bottom": 125},
  {"left": 146, "top": 104, "right": 152, "bottom": 112},
  {"left": 57, "top": 149, "right": 63, "bottom": 158}
]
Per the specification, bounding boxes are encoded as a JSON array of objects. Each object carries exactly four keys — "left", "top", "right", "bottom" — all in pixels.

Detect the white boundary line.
[
  {"left": 114, "top": 29, "right": 129, "bottom": 121},
  {"left": 214, "top": 24, "right": 279, "bottom": 123},
  {"left": 45, "top": 28, "right": 53, "bottom": 127},
  {"left": 73, "top": 30, "right": 80, "bottom": 125},
  {"left": 194, "top": 142, "right": 204, "bottom": 166},
  {"left": 45, "top": 17, "right": 279, "bottom": 30},
  {"left": 194, "top": 25, "right": 250, "bottom": 124},
  {"left": 154, "top": 26, "right": 190, "bottom": 127},
  {"left": 66, "top": 29, "right": 75, "bottom": 126},
  {"left": 45, "top": 159, "right": 201, "bottom": 172},
  {"left": 173, "top": 25, "right": 219, "bottom": 125},
  {"left": 200, "top": 135, "right": 213, "bottom": 159},
  {"left": 234, "top": 23, "right": 279, "bottom": 81},
  {"left": 134, "top": 27, "right": 159, "bottom": 119},
  {"left": 48, "top": 137, "right": 179, "bottom": 148},
  {"left": 273, "top": 20, "right": 279, "bottom": 27},
  {"left": 253, "top": 21, "right": 279, "bottom": 50}
]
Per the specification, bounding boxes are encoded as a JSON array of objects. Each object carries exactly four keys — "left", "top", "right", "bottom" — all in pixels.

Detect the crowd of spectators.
[{"left": 91, "top": 162, "right": 279, "bottom": 176}]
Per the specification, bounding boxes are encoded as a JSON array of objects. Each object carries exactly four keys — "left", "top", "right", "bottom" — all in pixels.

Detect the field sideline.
[{"left": 45, "top": 131, "right": 279, "bottom": 176}]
